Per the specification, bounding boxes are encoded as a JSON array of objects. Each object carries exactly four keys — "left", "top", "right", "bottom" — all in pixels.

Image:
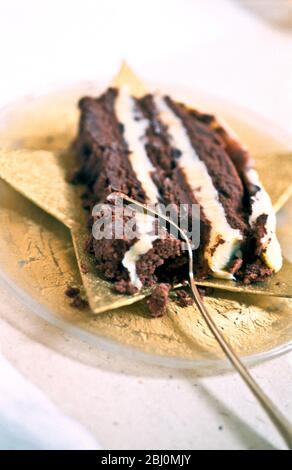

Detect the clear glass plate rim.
[{"left": 0, "top": 81, "right": 291, "bottom": 372}]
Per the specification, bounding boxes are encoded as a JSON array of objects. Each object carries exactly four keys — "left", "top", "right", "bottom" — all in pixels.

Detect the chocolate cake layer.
[
  {"left": 164, "top": 96, "right": 248, "bottom": 233},
  {"left": 74, "top": 88, "right": 147, "bottom": 203}
]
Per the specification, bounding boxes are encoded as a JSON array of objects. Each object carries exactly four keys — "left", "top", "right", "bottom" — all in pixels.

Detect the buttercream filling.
[
  {"left": 122, "top": 213, "right": 159, "bottom": 288},
  {"left": 115, "top": 86, "right": 160, "bottom": 204},
  {"left": 216, "top": 116, "right": 282, "bottom": 273},
  {"left": 246, "top": 168, "right": 282, "bottom": 272},
  {"left": 153, "top": 94, "right": 242, "bottom": 278}
]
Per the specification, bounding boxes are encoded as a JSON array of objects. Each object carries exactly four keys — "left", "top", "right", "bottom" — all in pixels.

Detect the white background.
[
  {"left": 0, "top": 0, "right": 292, "bottom": 450},
  {"left": 0, "top": 0, "right": 292, "bottom": 132}
]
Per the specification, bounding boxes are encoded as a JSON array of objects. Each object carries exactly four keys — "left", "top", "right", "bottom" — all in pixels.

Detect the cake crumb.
[
  {"left": 70, "top": 296, "right": 89, "bottom": 310},
  {"left": 114, "top": 279, "right": 138, "bottom": 295},
  {"left": 175, "top": 289, "right": 194, "bottom": 307},
  {"left": 65, "top": 285, "right": 88, "bottom": 310},
  {"left": 147, "top": 283, "right": 170, "bottom": 317},
  {"left": 65, "top": 286, "right": 80, "bottom": 298}
]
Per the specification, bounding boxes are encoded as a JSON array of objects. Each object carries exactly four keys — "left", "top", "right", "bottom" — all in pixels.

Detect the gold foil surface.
[
  {"left": 0, "top": 149, "right": 77, "bottom": 228},
  {"left": 1, "top": 147, "right": 292, "bottom": 313},
  {"left": 0, "top": 64, "right": 291, "bottom": 361},
  {"left": 111, "top": 61, "right": 148, "bottom": 97},
  {"left": 0, "top": 183, "right": 291, "bottom": 361},
  {"left": 0, "top": 65, "right": 292, "bottom": 314}
]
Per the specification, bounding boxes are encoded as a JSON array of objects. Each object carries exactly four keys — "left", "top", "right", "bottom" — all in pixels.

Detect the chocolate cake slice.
[{"left": 72, "top": 86, "right": 282, "bottom": 314}]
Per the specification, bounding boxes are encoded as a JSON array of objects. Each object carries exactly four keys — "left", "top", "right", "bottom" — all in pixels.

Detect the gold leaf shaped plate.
[
  {"left": 1, "top": 147, "right": 292, "bottom": 314},
  {"left": 0, "top": 65, "right": 292, "bottom": 368},
  {"left": 0, "top": 64, "right": 292, "bottom": 315}
]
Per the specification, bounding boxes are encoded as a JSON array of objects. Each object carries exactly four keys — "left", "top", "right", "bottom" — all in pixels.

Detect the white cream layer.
[
  {"left": 246, "top": 168, "right": 282, "bottom": 272},
  {"left": 154, "top": 95, "right": 242, "bottom": 278},
  {"left": 122, "top": 213, "right": 158, "bottom": 289},
  {"left": 114, "top": 86, "right": 159, "bottom": 204},
  {"left": 115, "top": 87, "right": 160, "bottom": 287},
  {"left": 217, "top": 117, "right": 282, "bottom": 273}
]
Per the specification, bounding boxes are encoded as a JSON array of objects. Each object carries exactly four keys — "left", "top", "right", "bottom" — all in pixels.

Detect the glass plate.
[{"left": 0, "top": 82, "right": 291, "bottom": 371}]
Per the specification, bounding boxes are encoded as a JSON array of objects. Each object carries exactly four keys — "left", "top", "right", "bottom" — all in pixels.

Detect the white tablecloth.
[{"left": 0, "top": 349, "right": 99, "bottom": 449}]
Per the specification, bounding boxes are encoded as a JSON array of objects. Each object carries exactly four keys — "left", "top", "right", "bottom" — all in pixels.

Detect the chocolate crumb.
[
  {"left": 175, "top": 289, "right": 194, "bottom": 307},
  {"left": 65, "top": 286, "right": 80, "bottom": 298},
  {"left": 114, "top": 280, "right": 138, "bottom": 295},
  {"left": 198, "top": 286, "right": 214, "bottom": 297},
  {"left": 147, "top": 283, "right": 170, "bottom": 317},
  {"left": 65, "top": 285, "right": 88, "bottom": 310},
  {"left": 70, "top": 296, "right": 89, "bottom": 310}
]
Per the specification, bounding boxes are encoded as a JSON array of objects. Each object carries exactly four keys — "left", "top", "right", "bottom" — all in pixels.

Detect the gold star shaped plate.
[{"left": 0, "top": 64, "right": 291, "bottom": 367}]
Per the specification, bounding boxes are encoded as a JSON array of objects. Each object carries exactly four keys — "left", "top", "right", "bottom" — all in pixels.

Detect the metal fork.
[{"left": 113, "top": 192, "right": 292, "bottom": 449}]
